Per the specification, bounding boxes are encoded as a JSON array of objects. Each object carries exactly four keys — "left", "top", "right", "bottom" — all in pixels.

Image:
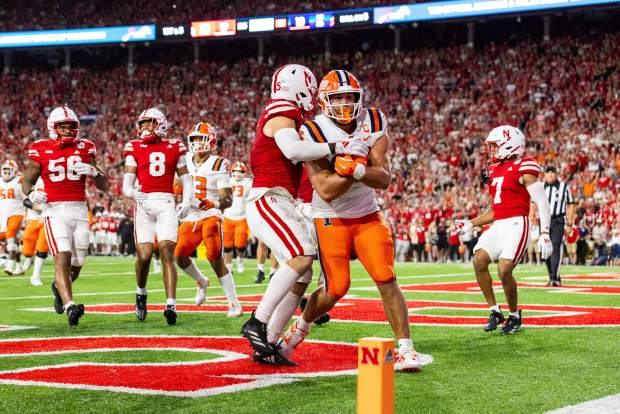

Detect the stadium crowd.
[
  {"left": 1, "top": 24, "right": 619, "bottom": 266},
  {"left": 0, "top": 0, "right": 401, "bottom": 31}
]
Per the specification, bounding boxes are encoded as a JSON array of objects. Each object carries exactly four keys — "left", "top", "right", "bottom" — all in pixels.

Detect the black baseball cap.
[{"left": 545, "top": 166, "right": 557, "bottom": 173}]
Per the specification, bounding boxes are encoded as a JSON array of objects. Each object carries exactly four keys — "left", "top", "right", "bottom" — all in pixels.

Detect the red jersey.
[
  {"left": 123, "top": 138, "right": 186, "bottom": 194},
  {"left": 27, "top": 139, "right": 97, "bottom": 202},
  {"left": 487, "top": 157, "right": 541, "bottom": 220},
  {"left": 250, "top": 99, "right": 305, "bottom": 198},
  {"left": 298, "top": 167, "right": 313, "bottom": 203}
]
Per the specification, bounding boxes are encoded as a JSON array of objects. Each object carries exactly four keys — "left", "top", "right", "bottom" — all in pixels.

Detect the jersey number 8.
[{"left": 149, "top": 152, "right": 166, "bottom": 177}]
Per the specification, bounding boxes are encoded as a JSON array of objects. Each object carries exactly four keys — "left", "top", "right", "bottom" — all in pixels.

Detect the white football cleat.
[
  {"left": 236, "top": 261, "right": 244, "bottom": 274},
  {"left": 152, "top": 260, "right": 162, "bottom": 274},
  {"left": 226, "top": 304, "right": 243, "bottom": 318},
  {"left": 194, "top": 278, "right": 209, "bottom": 305},
  {"left": 30, "top": 275, "right": 43, "bottom": 287},
  {"left": 395, "top": 348, "right": 422, "bottom": 372},
  {"left": 277, "top": 319, "right": 309, "bottom": 358},
  {"left": 13, "top": 263, "right": 24, "bottom": 276},
  {"left": 4, "top": 260, "right": 15, "bottom": 275}
]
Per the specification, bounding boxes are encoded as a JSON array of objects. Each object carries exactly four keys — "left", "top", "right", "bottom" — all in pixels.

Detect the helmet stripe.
[{"left": 335, "top": 70, "right": 345, "bottom": 86}]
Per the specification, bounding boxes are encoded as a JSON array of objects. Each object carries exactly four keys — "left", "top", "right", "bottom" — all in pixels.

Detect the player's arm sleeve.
[
  {"left": 122, "top": 172, "right": 136, "bottom": 198},
  {"left": 527, "top": 181, "right": 551, "bottom": 233},
  {"left": 274, "top": 128, "right": 334, "bottom": 162},
  {"left": 179, "top": 172, "right": 192, "bottom": 204}
]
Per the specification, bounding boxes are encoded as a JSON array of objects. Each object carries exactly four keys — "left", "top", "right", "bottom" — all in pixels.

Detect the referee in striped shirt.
[{"left": 543, "top": 166, "right": 575, "bottom": 286}]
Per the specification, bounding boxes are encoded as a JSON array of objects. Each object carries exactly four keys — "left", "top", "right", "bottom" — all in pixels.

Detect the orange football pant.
[
  {"left": 223, "top": 217, "right": 249, "bottom": 250},
  {"left": 0, "top": 215, "right": 23, "bottom": 240},
  {"left": 175, "top": 217, "right": 222, "bottom": 261},
  {"left": 22, "top": 220, "right": 49, "bottom": 256},
  {"left": 315, "top": 212, "right": 395, "bottom": 299}
]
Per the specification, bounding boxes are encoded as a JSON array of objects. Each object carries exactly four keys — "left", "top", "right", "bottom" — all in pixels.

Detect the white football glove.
[
  {"left": 74, "top": 161, "right": 100, "bottom": 177},
  {"left": 128, "top": 185, "right": 147, "bottom": 203},
  {"left": 28, "top": 190, "right": 47, "bottom": 204},
  {"left": 454, "top": 219, "right": 473, "bottom": 236},
  {"left": 538, "top": 232, "right": 553, "bottom": 260},
  {"left": 334, "top": 139, "right": 370, "bottom": 158},
  {"left": 175, "top": 202, "right": 190, "bottom": 220}
]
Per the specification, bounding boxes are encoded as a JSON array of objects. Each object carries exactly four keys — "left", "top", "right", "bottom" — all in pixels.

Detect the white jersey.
[
  {"left": 0, "top": 176, "right": 25, "bottom": 218},
  {"left": 300, "top": 109, "right": 388, "bottom": 219},
  {"left": 26, "top": 178, "right": 44, "bottom": 220},
  {"left": 183, "top": 153, "right": 231, "bottom": 222},
  {"left": 224, "top": 177, "right": 252, "bottom": 220}
]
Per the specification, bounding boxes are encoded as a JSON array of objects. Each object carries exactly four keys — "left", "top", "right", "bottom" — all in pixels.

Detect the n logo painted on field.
[{"left": 0, "top": 336, "right": 357, "bottom": 397}]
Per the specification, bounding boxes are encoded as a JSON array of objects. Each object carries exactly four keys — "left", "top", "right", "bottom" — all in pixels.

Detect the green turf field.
[{"left": 0, "top": 257, "right": 618, "bottom": 413}]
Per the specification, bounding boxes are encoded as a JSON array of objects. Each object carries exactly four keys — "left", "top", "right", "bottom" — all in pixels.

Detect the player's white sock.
[
  {"left": 63, "top": 300, "right": 75, "bottom": 310},
  {"left": 226, "top": 263, "right": 233, "bottom": 273},
  {"left": 490, "top": 305, "right": 501, "bottom": 313},
  {"left": 182, "top": 260, "right": 208, "bottom": 284},
  {"left": 267, "top": 291, "right": 303, "bottom": 344},
  {"left": 297, "top": 316, "right": 312, "bottom": 332},
  {"left": 398, "top": 338, "right": 414, "bottom": 352},
  {"left": 269, "top": 268, "right": 276, "bottom": 278},
  {"left": 257, "top": 263, "right": 265, "bottom": 272},
  {"left": 166, "top": 298, "right": 176, "bottom": 307},
  {"left": 33, "top": 256, "right": 45, "bottom": 278},
  {"left": 23, "top": 257, "right": 33, "bottom": 271},
  {"left": 218, "top": 273, "right": 239, "bottom": 307},
  {"left": 510, "top": 310, "right": 520, "bottom": 319},
  {"left": 136, "top": 287, "right": 147, "bottom": 295},
  {"left": 255, "top": 263, "right": 299, "bottom": 324}
]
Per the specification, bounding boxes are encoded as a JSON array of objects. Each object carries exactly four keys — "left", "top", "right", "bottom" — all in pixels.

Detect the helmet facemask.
[
  {"left": 54, "top": 121, "right": 79, "bottom": 147},
  {"left": 1, "top": 166, "right": 15, "bottom": 182},
  {"left": 188, "top": 133, "right": 216, "bottom": 154},
  {"left": 320, "top": 91, "right": 363, "bottom": 124}
]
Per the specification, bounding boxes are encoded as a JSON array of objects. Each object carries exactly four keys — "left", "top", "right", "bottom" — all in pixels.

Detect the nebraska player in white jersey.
[
  {"left": 174, "top": 122, "right": 242, "bottom": 317},
  {"left": 1, "top": 160, "right": 25, "bottom": 275},
  {"left": 123, "top": 108, "right": 193, "bottom": 326},
  {"left": 22, "top": 106, "right": 108, "bottom": 326},
  {"left": 279, "top": 70, "right": 424, "bottom": 371},
  {"left": 241, "top": 64, "right": 369, "bottom": 365},
  {"left": 456, "top": 125, "right": 552, "bottom": 334},
  {"left": 223, "top": 162, "right": 252, "bottom": 274}
]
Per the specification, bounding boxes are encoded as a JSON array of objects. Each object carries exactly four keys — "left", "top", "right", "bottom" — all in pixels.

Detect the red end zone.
[
  {"left": 397, "top": 281, "right": 620, "bottom": 295},
  {"left": 24, "top": 295, "right": 620, "bottom": 327},
  {"left": 0, "top": 336, "right": 357, "bottom": 397}
]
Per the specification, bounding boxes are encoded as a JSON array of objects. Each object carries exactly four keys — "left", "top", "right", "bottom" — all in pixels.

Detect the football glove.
[
  {"left": 454, "top": 219, "right": 473, "bottom": 236},
  {"left": 334, "top": 156, "right": 367, "bottom": 180},
  {"left": 334, "top": 139, "right": 369, "bottom": 158},
  {"left": 74, "top": 161, "right": 100, "bottom": 177},
  {"left": 538, "top": 232, "right": 552, "bottom": 260},
  {"left": 176, "top": 202, "right": 190, "bottom": 219},
  {"left": 128, "top": 185, "right": 147, "bottom": 203},
  {"left": 28, "top": 190, "right": 47, "bottom": 204}
]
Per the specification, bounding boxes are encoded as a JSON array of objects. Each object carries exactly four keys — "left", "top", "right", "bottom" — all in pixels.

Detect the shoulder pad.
[
  {"left": 365, "top": 108, "right": 388, "bottom": 134},
  {"left": 302, "top": 120, "right": 328, "bottom": 143}
]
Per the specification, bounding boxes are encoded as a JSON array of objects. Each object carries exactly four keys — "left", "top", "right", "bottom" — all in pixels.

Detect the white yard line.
[{"left": 545, "top": 393, "right": 620, "bottom": 414}]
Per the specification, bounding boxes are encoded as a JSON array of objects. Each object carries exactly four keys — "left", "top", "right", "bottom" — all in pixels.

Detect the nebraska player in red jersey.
[
  {"left": 22, "top": 107, "right": 108, "bottom": 326},
  {"left": 455, "top": 125, "right": 552, "bottom": 334},
  {"left": 122, "top": 108, "right": 192, "bottom": 326},
  {"left": 241, "top": 64, "right": 368, "bottom": 364}
]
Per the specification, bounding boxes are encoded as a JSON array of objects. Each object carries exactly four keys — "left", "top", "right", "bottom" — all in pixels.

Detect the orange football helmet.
[
  {"left": 187, "top": 122, "right": 217, "bottom": 153},
  {"left": 231, "top": 161, "right": 247, "bottom": 179},
  {"left": 318, "top": 70, "right": 363, "bottom": 124},
  {"left": 1, "top": 160, "right": 18, "bottom": 181}
]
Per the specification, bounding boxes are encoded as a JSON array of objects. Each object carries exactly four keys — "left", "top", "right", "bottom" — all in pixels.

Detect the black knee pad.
[
  {"left": 224, "top": 247, "right": 233, "bottom": 254},
  {"left": 36, "top": 252, "right": 48, "bottom": 259}
]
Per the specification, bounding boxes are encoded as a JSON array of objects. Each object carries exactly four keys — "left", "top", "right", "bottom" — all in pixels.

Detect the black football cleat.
[
  {"left": 254, "top": 270, "right": 265, "bottom": 284},
  {"left": 51, "top": 282, "right": 64, "bottom": 314},
  {"left": 314, "top": 313, "right": 331, "bottom": 326},
  {"left": 163, "top": 305, "right": 177, "bottom": 325},
  {"left": 484, "top": 310, "right": 505, "bottom": 332},
  {"left": 241, "top": 311, "right": 274, "bottom": 355},
  {"left": 501, "top": 310, "right": 523, "bottom": 335},
  {"left": 252, "top": 349, "right": 297, "bottom": 367},
  {"left": 67, "top": 304, "right": 85, "bottom": 327},
  {"left": 135, "top": 294, "right": 147, "bottom": 321}
]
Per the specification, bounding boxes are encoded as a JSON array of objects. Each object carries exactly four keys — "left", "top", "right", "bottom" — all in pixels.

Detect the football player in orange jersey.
[
  {"left": 0, "top": 160, "right": 25, "bottom": 275},
  {"left": 279, "top": 70, "right": 425, "bottom": 371}
]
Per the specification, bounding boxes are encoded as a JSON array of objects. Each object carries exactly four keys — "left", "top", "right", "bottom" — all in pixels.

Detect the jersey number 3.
[{"left": 491, "top": 176, "right": 504, "bottom": 204}]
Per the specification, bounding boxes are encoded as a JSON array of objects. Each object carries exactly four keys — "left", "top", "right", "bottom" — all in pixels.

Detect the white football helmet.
[
  {"left": 187, "top": 122, "right": 217, "bottom": 153},
  {"left": 485, "top": 125, "right": 525, "bottom": 161},
  {"left": 231, "top": 161, "right": 247, "bottom": 180},
  {"left": 136, "top": 108, "right": 168, "bottom": 141},
  {"left": 47, "top": 107, "right": 80, "bottom": 144},
  {"left": 271, "top": 64, "right": 318, "bottom": 114},
  {"left": 1, "top": 160, "right": 18, "bottom": 182}
]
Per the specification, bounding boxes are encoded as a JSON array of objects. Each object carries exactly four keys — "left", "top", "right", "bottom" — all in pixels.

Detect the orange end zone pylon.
[{"left": 356, "top": 337, "right": 394, "bottom": 414}]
